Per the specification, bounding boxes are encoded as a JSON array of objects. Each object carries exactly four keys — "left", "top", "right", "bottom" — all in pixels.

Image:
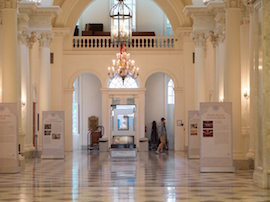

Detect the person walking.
[{"left": 156, "top": 117, "right": 168, "bottom": 153}]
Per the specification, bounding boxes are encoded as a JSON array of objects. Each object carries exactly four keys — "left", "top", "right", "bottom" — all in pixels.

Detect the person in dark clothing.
[{"left": 150, "top": 121, "right": 158, "bottom": 150}]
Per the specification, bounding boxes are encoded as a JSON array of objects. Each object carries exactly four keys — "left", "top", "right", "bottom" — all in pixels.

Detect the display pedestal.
[
  {"left": 99, "top": 138, "right": 108, "bottom": 152},
  {"left": 110, "top": 148, "right": 137, "bottom": 160},
  {"left": 200, "top": 102, "right": 234, "bottom": 173},
  {"left": 139, "top": 138, "right": 148, "bottom": 152}
]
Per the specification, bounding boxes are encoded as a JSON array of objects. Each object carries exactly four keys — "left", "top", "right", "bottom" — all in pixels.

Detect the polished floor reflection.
[{"left": 0, "top": 151, "right": 270, "bottom": 202}]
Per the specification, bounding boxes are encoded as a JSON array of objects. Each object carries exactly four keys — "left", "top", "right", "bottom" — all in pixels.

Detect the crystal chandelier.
[
  {"left": 108, "top": 0, "right": 139, "bottom": 82},
  {"left": 108, "top": 45, "right": 139, "bottom": 82}
]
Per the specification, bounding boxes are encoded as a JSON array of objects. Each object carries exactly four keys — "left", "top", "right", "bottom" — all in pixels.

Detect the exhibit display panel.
[
  {"left": 42, "top": 111, "right": 65, "bottom": 159},
  {"left": 200, "top": 102, "right": 235, "bottom": 172},
  {"left": 188, "top": 110, "right": 200, "bottom": 159},
  {"left": 0, "top": 103, "right": 19, "bottom": 173}
]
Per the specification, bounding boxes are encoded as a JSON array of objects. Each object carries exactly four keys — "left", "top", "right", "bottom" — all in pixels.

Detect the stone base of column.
[
  {"left": 253, "top": 168, "right": 269, "bottom": 188},
  {"left": 233, "top": 159, "right": 254, "bottom": 170}
]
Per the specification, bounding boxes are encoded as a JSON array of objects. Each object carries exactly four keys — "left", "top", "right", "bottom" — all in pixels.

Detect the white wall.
[
  {"left": 79, "top": 73, "right": 102, "bottom": 148},
  {"left": 145, "top": 73, "right": 165, "bottom": 141},
  {"left": 136, "top": 0, "right": 167, "bottom": 35},
  {"left": 165, "top": 75, "right": 174, "bottom": 150},
  {"left": 79, "top": 0, "right": 169, "bottom": 36},
  {"left": 145, "top": 73, "right": 174, "bottom": 150}
]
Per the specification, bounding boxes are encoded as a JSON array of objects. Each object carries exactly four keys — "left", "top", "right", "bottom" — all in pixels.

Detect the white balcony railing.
[{"left": 72, "top": 36, "right": 176, "bottom": 50}]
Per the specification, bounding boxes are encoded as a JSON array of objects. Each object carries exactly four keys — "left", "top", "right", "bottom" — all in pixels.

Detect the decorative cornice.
[
  {"left": 191, "top": 31, "right": 206, "bottom": 48},
  {"left": 39, "top": 32, "right": 53, "bottom": 48},
  {"left": 225, "top": 0, "right": 242, "bottom": 8},
  {"left": 242, "top": 0, "right": 256, "bottom": 6},
  {"left": 52, "top": 27, "right": 71, "bottom": 37},
  {"left": 1, "top": 0, "right": 16, "bottom": 8}
]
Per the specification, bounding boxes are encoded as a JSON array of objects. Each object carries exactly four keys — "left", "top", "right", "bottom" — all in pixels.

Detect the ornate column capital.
[
  {"left": 191, "top": 31, "right": 206, "bottom": 48},
  {"left": 214, "top": 12, "right": 226, "bottom": 44},
  {"left": 28, "top": 32, "right": 38, "bottom": 48},
  {"left": 18, "top": 30, "right": 37, "bottom": 48},
  {"left": 18, "top": 29, "right": 30, "bottom": 45},
  {"left": 38, "top": 32, "right": 53, "bottom": 48},
  {"left": 209, "top": 31, "right": 218, "bottom": 48}
]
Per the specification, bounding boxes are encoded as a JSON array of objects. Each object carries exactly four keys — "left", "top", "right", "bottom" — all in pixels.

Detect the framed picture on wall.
[{"left": 117, "top": 115, "right": 129, "bottom": 130}]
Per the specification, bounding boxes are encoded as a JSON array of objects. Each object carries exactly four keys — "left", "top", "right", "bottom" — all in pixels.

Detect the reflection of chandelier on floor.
[{"left": 108, "top": 0, "right": 139, "bottom": 82}]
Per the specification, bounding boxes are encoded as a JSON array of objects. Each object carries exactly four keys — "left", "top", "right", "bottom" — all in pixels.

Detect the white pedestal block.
[
  {"left": 110, "top": 148, "right": 137, "bottom": 160},
  {"left": 139, "top": 138, "right": 149, "bottom": 152},
  {"left": 99, "top": 138, "right": 109, "bottom": 152}
]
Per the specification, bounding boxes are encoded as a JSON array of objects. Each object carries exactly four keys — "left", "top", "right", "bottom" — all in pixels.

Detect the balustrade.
[{"left": 72, "top": 36, "right": 175, "bottom": 50}]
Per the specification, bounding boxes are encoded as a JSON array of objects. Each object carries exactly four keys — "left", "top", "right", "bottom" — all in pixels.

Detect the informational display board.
[
  {"left": 200, "top": 102, "right": 235, "bottom": 172},
  {"left": 0, "top": 103, "right": 19, "bottom": 173},
  {"left": 42, "top": 111, "right": 65, "bottom": 159},
  {"left": 188, "top": 111, "right": 200, "bottom": 159}
]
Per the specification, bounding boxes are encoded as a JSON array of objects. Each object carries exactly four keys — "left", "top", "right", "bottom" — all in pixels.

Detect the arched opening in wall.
[
  {"left": 72, "top": 73, "right": 102, "bottom": 150},
  {"left": 108, "top": 76, "right": 139, "bottom": 88},
  {"left": 145, "top": 72, "right": 175, "bottom": 151},
  {"left": 107, "top": 76, "right": 139, "bottom": 148},
  {"left": 73, "top": 0, "right": 173, "bottom": 37}
]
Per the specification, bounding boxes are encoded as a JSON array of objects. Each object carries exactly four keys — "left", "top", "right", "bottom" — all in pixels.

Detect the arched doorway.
[
  {"left": 145, "top": 72, "right": 175, "bottom": 150},
  {"left": 72, "top": 73, "right": 102, "bottom": 150}
]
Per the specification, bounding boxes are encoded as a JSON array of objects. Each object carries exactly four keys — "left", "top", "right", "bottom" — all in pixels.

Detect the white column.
[
  {"left": 18, "top": 30, "right": 30, "bottom": 153},
  {"left": 63, "top": 88, "right": 73, "bottom": 151},
  {"left": 240, "top": 14, "right": 252, "bottom": 159},
  {"left": 207, "top": 31, "right": 217, "bottom": 101},
  {"left": 224, "top": 0, "right": 243, "bottom": 159},
  {"left": 214, "top": 11, "right": 226, "bottom": 102},
  {"left": 191, "top": 31, "right": 206, "bottom": 109},
  {"left": 2, "top": 6, "right": 17, "bottom": 102},
  {"left": 216, "top": 40, "right": 225, "bottom": 102},
  {"left": 179, "top": 28, "right": 194, "bottom": 149},
  {"left": 247, "top": 5, "right": 255, "bottom": 161},
  {"left": 0, "top": 0, "right": 19, "bottom": 173},
  {"left": 253, "top": 0, "right": 270, "bottom": 188},
  {"left": 38, "top": 32, "right": 53, "bottom": 150},
  {"left": 174, "top": 88, "right": 185, "bottom": 151},
  {"left": 39, "top": 32, "right": 53, "bottom": 112},
  {"left": 101, "top": 89, "right": 110, "bottom": 145},
  {"left": 0, "top": 16, "right": 2, "bottom": 102}
]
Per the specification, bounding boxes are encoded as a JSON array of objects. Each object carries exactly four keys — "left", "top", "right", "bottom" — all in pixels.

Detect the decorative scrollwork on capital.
[
  {"left": 18, "top": 29, "right": 30, "bottom": 45},
  {"left": 39, "top": 32, "right": 53, "bottom": 48},
  {"left": 191, "top": 31, "right": 206, "bottom": 48},
  {"left": 28, "top": 32, "right": 38, "bottom": 48},
  {"left": 209, "top": 31, "right": 217, "bottom": 48},
  {"left": 18, "top": 30, "right": 38, "bottom": 48}
]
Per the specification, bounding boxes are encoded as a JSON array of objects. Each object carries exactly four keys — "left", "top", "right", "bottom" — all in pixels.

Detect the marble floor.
[{"left": 0, "top": 151, "right": 270, "bottom": 202}]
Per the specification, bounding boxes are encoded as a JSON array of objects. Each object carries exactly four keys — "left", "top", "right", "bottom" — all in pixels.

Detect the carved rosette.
[
  {"left": 191, "top": 31, "right": 206, "bottom": 48},
  {"left": 39, "top": 32, "right": 53, "bottom": 48}
]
